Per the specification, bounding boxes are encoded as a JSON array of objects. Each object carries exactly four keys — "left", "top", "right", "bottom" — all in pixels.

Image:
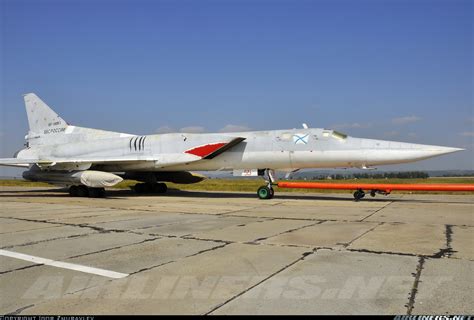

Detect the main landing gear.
[
  {"left": 69, "top": 185, "right": 105, "bottom": 198},
  {"left": 257, "top": 169, "right": 276, "bottom": 200},
  {"left": 134, "top": 182, "right": 168, "bottom": 194}
]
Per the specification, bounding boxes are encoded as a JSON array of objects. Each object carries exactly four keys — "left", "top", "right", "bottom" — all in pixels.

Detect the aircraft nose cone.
[
  {"left": 394, "top": 143, "right": 465, "bottom": 163},
  {"left": 362, "top": 139, "right": 465, "bottom": 166},
  {"left": 417, "top": 145, "right": 465, "bottom": 156}
]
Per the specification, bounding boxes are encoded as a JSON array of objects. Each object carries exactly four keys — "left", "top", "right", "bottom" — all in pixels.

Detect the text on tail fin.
[{"left": 24, "top": 93, "right": 68, "bottom": 135}]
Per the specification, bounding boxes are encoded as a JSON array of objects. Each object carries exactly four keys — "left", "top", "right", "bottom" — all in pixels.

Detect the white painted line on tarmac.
[{"left": 0, "top": 249, "right": 128, "bottom": 279}]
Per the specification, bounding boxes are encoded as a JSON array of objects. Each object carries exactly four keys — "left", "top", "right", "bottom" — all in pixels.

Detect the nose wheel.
[
  {"left": 257, "top": 185, "right": 274, "bottom": 199},
  {"left": 257, "top": 169, "right": 276, "bottom": 199}
]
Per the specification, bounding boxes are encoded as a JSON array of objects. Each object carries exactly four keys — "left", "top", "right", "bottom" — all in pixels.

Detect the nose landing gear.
[
  {"left": 257, "top": 185, "right": 274, "bottom": 199},
  {"left": 257, "top": 169, "right": 276, "bottom": 200}
]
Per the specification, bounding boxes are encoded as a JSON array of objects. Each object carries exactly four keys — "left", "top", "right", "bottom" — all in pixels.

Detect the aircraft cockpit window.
[{"left": 332, "top": 131, "right": 347, "bottom": 140}]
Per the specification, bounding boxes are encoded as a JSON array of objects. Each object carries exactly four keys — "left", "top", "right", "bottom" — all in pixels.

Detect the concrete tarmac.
[{"left": 0, "top": 186, "right": 472, "bottom": 314}]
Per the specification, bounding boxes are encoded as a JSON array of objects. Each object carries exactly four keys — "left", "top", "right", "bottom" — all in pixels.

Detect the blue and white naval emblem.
[{"left": 293, "top": 133, "right": 309, "bottom": 145}]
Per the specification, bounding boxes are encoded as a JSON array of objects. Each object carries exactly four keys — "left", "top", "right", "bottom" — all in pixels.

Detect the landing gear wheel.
[
  {"left": 134, "top": 183, "right": 146, "bottom": 194},
  {"left": 89, "top": 187, "right": 105, "bottom": 198},
  {"left": 370, "top": 190, "right": 376, "bottom": 197},
  {"left": 257, "top": 186, "right": 273, "bottom": 200},
  {"left": 77, "top": 185, "right": 89, "bottom": 197},
  {"left": 257, "top": 168, "right": 276, "bottom": 200},
  {"left": 135, "top": 183, "right": 167, "bottom": 194},
  {"left": 152, "top": 183, "right": 168, "bottom": 193},
  {"left": 353, "top": 189, "right": 365, "bottom": 201},
  {"left": 269, "top": 187, "right": 274, "bottom": 199},
  {"left": 69, "top": 185, "right": 79, "bottom": 197}
]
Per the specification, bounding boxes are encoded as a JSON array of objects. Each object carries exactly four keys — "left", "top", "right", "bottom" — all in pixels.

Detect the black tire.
[
  {"left": 152, "top": 183, "right": 168, "bottom": 193},
  {"left": 257, "top": 186, "right": 272, "bottom": 200},
  {"left": 135, "top": 183, "right": 145, "bottom": 194},
  {"left": 269, "top": 187, "right": 274, "bottom": 199},
  {"left": 89, "top": 187, "right": 105, "bottom": 198},
  {"left": 353, "top": 190, "right": 365, "bottom": 201},
  {"left": 159, "top": 183, "right": 168, "bottom": 193},
  {"left": 77, "top": 185, "right": 89, "bottom": 197},
  {"left": 69, "top": 185, "right": 79, "bottom": 197},
  {"left": 143, "top": 183, "right": 154, "bottom": 193}
]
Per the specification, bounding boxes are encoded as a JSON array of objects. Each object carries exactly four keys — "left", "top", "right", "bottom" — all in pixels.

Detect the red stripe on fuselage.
[{"left": 185, "top": 143, "right": 227, "bottom": 158}]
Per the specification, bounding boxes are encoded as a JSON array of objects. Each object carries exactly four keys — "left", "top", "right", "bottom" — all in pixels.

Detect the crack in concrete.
[
  {"left": 205, "top": 248, "right": 317, "bottom": 315},
  {"left": 181, "top": 235, "right": 233, "bottom": 244},
  {"left": 0, "top": 215, "right": 150, "bottom": 243},
  {"left": 128, "top": 260, "right": 175, "bottom": 275},
  {"left": 406, "top": 256, "right": 425, "bottom": 315},
  {"left": 0, "top": 237, "right": 161, "bottom": 275},
  {"left": 103, "top": 203, "right": 265, "bottom": 218},
  {"left": 359, "top": 201, "right": 394, "bottom": 222},
  {"left": 67, "top": 237, "right": 161, "bottom": 259},
  {"left": 179, "top": 243, "right": 229, "bottom": 259},
  {"left": 0, "top": 224, "right": 60, "bottom": 235},
  {"left": 0, "top": 264, "right": 37, "bottom": 275},
  {"left": 222, "top": 212, "right": 335, "bottom": 222},
  {"left": 348, "top": 248, "right": 418, "bottom": 257},
  {"left": 431, "top": 224, "right": 456, "bottom": 259},
  {"left": 217, "top": 204, "right": 282, "bottom": 216},
  {"left": 6, "top": 304, "right": 35, "bottom": 315},
  {"left": 1, "top": 233, "right": 90, "bottom": 250},
  {"left": 343, "top": 222, "right": 384, "bottom": 248},
  {"left": 1, "top": 216, "right": 107, "bottom": 232},
  {"left": 252, "top": 220, "right": 324, "bottom": 243},
  {"left": 348, "top": 246, "right": 460, "bottom": 260}
]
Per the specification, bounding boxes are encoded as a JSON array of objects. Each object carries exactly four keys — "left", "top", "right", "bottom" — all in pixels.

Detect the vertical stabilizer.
[{"left": 24, "top": 93, "right": 68, "bottom": 135}]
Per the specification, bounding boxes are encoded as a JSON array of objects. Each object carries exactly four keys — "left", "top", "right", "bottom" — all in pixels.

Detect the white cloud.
[
  {"left": 459, "top": 131, "right": 474, "bottom": 137},
  {"left": 332, "top": 122, "right": 372, "bottom": 130},
  {"left": 391, "top": 115, "right": 421, "bottom": 125},
  {"left": 179, "top": 126, "right": 206, "bottom": 133},
  {"left": 155, "top": 126, "right": 176, "bottom": 133},
  {"left": 219, "top": 124, "right": 252, "bottom": 132}
]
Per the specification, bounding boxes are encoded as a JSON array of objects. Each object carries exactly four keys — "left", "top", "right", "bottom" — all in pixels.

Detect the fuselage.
[{"left": 16, "top": 127, "right": 462, "bottom": 173}]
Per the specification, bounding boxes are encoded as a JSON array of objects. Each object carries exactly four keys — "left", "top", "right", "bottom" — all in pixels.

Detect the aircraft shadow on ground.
[{"left": 0, "top": 187, "right": 470, "bottom": 204}]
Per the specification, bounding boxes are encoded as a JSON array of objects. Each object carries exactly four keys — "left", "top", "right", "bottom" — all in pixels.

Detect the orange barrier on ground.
[{"left": 277, "top": 182, "right": 474, "bottom": 193}]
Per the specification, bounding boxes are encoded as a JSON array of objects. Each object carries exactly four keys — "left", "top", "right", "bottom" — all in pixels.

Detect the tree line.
[{"left": 294, "top": 171, "right": 430, "bottom": 180}]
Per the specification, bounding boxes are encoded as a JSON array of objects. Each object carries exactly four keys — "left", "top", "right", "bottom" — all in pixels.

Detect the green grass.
[
  {"left": 1, "top": 177, "right": 473, "bottom": 194},
  {"left": 0, "top": 179, "right": 52, "bottom": 187}
]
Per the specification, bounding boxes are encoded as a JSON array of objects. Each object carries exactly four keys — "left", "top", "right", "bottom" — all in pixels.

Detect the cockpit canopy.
[{"left": 322, "top": 130, "right": 348, "bottom": 140}]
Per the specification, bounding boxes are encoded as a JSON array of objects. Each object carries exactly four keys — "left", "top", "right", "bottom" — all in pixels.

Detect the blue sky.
[{"left": 1, "top": 0, "right": 472, "bottom": 176}]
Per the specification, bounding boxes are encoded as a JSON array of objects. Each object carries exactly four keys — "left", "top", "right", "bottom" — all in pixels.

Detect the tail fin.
[{"left": 24, "top": 93, "right": 68, "bottom": 135}]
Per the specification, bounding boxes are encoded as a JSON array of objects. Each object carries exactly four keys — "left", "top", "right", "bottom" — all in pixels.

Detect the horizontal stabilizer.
[{"left": 0, "top": 158, "right": 38, "bottom": 168}]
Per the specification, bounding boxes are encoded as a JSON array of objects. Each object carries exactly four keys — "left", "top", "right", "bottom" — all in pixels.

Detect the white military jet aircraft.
[{"left": 0, "top": 93, "right": 463, "bottom": 199}]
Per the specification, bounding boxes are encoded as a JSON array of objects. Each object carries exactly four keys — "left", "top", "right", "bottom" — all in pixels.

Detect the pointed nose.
[
  {"left": 362, "top": 140, "right": 465, "bottom": 166},
  {"left": 414, "top": 145, "right": 464, "bottom": 157}
]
